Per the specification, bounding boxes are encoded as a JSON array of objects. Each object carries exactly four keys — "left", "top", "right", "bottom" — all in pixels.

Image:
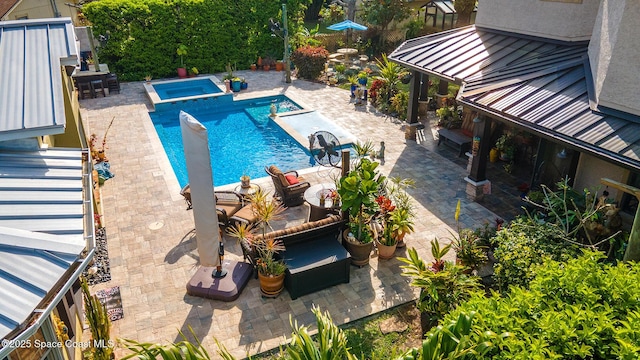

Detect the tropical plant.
[
  {"left": 399, "top": 242, "right": 481, "bottom": 331},
  {"left": 290, "top": 45, "right": 329, "bottom": 80},
  {"left": 81, "top": 278, "right": 113, "bottom": 360},
  {"left": 293, "top": 24, "right": 322, "bottom": 48},
  {"left": 176, "top": 44, "right": 188, "bottom": 68},
  {"left": 390, "top": 90, "right": 409, "bottom": 120},
  {"left": 338, "top": 141, "right": 386, "bottom": 243},
  {"left": 442, "top": 251, "right": 640, "bottom": 359},
  {"left": 395, "top": 312, "right": 497, "bottom": 360},
  {"left": 216, "top": 305, "right": 357, "bottom": 360},
  {"left": 367, "top": 78, "right": 385, "bottom": 106},
  {"left": 451, "top": 228, "right": 488, "bottom": 271},
  {"left": 435, "top": 105, "right": 461, "bottom": 129},
  {"left": 286, "top": 306, "right": 358, "bottom": 360},
  {"left": 494, "top": 133, "right": 515, "bottom": 157},
  {"left": 374, "top": 54, "right": 408, "bottom": 107},
  {"left": 227, "top": 188, "right": 287, "bottom": 276},
  {"left": 121, "top": 327, "right": 211, "bottom": 360}
]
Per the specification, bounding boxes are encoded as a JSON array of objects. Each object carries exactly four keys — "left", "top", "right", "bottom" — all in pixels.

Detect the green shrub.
[
  {"left": 441, "top": 251, "right": 640, "bottom": 359},
  {"left": 492, "top": 217, "right": 582, "bottom": 291},
  {"left": 83, "top": 0, "right": 308, "bottom": 81},
  {"left": 400, "top": 242, "right": 481, "bottom": 331},
  {"left": 290, "top": 45, "right": 329, "bottom": 80}
]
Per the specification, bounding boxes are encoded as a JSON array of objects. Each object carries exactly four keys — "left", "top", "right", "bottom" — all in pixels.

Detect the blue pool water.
[
  {"left": 151, "top": 95, "right": 315, "bottom": 187},
  {"left": 153, "top": 79, "right": 222, "bottom": 100}
]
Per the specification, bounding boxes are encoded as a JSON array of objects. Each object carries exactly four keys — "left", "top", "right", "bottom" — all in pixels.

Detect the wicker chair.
[
  {"left": 179, "top": 184, "right": 256, "bottom": 227},
  {"left": 265, "top": 165, "right": 310, "bottom": 207}
]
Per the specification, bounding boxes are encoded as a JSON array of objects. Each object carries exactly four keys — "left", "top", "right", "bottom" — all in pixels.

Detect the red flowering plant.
[
  {"left": 368, "top": 79, "right": 385, "bottom": 106},
  {"left": 375, "top": 195, "right": 398, "bottom": 246},
  {"left": 290, "top": 45, "right": 329, "bottom": 81}
]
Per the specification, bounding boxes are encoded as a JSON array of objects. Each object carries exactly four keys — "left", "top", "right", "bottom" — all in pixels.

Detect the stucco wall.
[
  {"left": 7, "top": 0, "right": 79, "bottom": 23},
  {"left": 588, "top": 0, "right": 640, "bottom": 116},
  {"left": 574, "top": 153, "right": 628, "bottom": 203},
  {"left": 475, "top": 0, "right": 600, "bottom": 41}
]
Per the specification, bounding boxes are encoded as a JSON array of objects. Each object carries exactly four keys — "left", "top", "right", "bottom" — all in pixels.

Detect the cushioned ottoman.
[{"left": 282, "top": 238, "right": 350, "bottom": 299}]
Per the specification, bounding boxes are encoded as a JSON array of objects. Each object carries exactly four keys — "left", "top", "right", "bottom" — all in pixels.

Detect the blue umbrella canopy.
[{"left": 327, "top": 20, "right": 368, "bottom": 31}]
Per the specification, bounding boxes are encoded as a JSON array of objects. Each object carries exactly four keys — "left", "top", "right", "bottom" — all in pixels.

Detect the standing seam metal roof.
[
  {"left": 0, "top": 18, "right": 78, "bottom": 142},
  {"left": 389, "top": 26, "right": 640, "bottom": 170},
  {"left": 0, "top": 148, "right": 87, "bottom": 340}
]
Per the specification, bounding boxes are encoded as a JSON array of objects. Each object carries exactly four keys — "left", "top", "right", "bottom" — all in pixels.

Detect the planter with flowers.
[{"left": 227, "top": 188, "right": 287, "bottom": 297}]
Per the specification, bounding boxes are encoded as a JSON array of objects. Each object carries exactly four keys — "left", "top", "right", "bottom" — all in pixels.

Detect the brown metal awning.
[{"left": 390, "top": 26, "right": 640, "bottom": 171}]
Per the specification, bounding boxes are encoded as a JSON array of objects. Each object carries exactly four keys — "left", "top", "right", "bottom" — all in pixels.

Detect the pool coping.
[{"left": 144, "top": 75, "right": 228, "bottom": 111}]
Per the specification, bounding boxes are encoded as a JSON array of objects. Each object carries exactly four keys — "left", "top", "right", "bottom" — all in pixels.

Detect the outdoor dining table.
[{"left": 337, "top": 48, "right": 358, "bottom": 64}]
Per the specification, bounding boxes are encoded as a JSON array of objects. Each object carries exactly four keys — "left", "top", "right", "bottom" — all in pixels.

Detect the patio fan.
[{"left": 309, "top": 131, "right": 341, "bottom": 168}]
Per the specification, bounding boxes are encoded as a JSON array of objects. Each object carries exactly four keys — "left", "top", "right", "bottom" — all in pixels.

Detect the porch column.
[
  {"left": 419, "top": 73, "right": 429, "bottom": 101},
  {"left": 436, "top": 79, "right": 449, "bottom": 107},
  {"left": 405, "top": 71, "right": 423, "bottom": 141},
  {"left": 406, "top": 70, "right": 421, "bottom": 124},
  {"left": 464, "top": 114, "right": 491, "bottom": 201},
  {"left": 418, "top": 74, "right": 430, "bottom": 116}
]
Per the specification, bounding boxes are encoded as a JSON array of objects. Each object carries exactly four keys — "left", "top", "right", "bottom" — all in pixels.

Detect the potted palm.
[
  {"left": 338, "top": 141, "right": 386, "bottom": 266},
  {"left": 227, "top": 188, "right": 287, "bottom": 297}
]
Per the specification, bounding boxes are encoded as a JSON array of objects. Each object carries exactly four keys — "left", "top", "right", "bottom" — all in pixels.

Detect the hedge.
[
  {"left": 441, "top": 251, "right": 640, "bottom": 358},
  {"left": 83, "top": 0, "right": 311, "bottom": 81}
]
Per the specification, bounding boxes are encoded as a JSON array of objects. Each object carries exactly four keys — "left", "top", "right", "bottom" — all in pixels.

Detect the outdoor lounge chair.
[
  {"left": 265, "top": 165, "right": 310, "bottom": 207},
  {"left": 179, "top": 184, "right": 257, "bottom": 227}
]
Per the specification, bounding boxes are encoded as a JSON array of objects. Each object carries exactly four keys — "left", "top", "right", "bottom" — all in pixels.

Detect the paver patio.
[{"left": 80, "top": 70, "right": 510, "bottom": 359}]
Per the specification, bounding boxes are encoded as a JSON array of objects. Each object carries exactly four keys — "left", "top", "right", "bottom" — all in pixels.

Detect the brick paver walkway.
[{"left": 81, "top": 71, "right": 504, "bottom": 359}]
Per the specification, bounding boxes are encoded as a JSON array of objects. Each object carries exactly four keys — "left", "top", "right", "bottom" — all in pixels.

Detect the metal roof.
[
  {"left": 389, "top": 26, "right": 640, "bottom": 171},
  {"left": 0, "top": 18, "right": 79, "bottom": 142},
  {"left": 0, "top": 148, "right": 89, "bottom": 340}
]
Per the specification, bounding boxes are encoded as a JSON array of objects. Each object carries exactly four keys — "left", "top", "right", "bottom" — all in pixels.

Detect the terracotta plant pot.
[
  {"left": 263, "top": 65, "right": 271, "bottom": 71},
  {"left": 258, "top": 272, "right": 285, "bottom": 298},
  {"left": 343, "top": 229, "right": 373, "bottom": 266},
  {"left": 250, "top": 64, "right": 257, "bottom": 71},
  {"left": 177, "top": 67, "right": 187, "bottom": 78},
  {"left": 376, "top": 239, "right": 397, "bottom": 260},
  {"left": 275, "top": 61, "right": 284, "bottom": 71}
]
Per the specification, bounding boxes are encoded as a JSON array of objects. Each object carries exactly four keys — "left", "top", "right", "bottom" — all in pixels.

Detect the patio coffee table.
[{"left": 304, "top": 183, "right": 340, "bottom": 221}]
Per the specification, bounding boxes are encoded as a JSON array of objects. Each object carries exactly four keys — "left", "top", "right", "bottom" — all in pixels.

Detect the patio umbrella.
[
  {"left": 180, "top": 110, "right": 219, "bottom": 268},
  {"left": 327, "top": 20, "right": 367, "bottom": 46}
]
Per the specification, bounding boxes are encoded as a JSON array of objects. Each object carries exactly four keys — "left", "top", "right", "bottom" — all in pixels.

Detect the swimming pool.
[
  {"left": 151, "top": 95, "right": 316, "bottom": 187},
  {"left": 153, "top": 78, "right": 222, "bottom": 100},
  {"left": 144, "top": 76, "right": 226, "bottom": 110}
]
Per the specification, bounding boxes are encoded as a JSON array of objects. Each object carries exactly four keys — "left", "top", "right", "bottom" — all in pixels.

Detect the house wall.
[
  {"left": 588, "top": 0, "right": 640, "bottom": 117},
  {"left": 475, "top": 0, "right": 600, "bottom": 41},
  {"left": 48, "top": 67, "right": 85, "bottom": 149},
  {"left": 3, "top": 0, "right": 79, "bottom": 23},
  {"left": 574, "top": 153, "right": 629, "bottom": 204}
]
